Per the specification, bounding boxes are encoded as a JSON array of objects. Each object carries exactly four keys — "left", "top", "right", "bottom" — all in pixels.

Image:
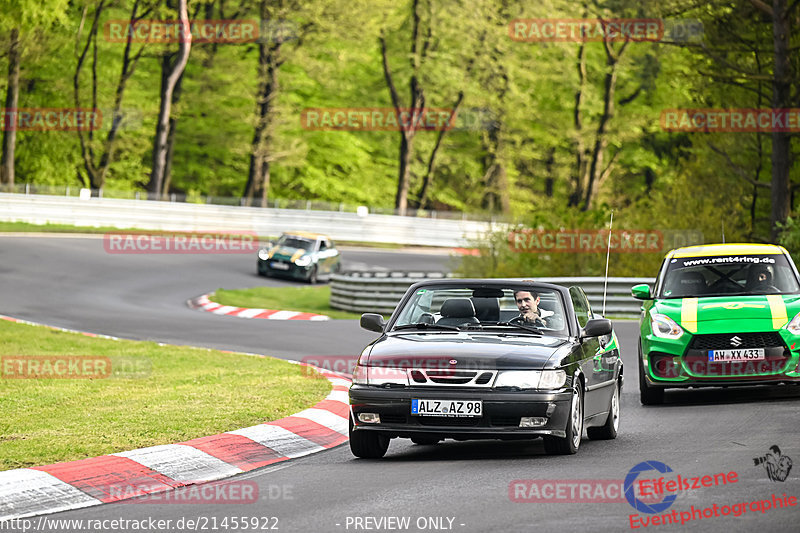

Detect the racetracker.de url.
[{"left": 0, "top": 516, "right": 279, "bottom": 532}]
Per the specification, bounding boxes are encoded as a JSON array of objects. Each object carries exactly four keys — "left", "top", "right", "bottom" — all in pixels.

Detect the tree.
[
  {"left": 73, "top": 0, "right": 153, "bottom": 190},
  {"left": 147, "top": 0, "right": 191, "bottom": 197},
  {"left": 0, "top": 0, "right": 68, "bottom": 187}
]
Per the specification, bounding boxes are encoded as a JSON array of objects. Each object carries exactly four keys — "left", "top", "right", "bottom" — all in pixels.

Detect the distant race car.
[
  {"left": 257, "top": 232, "right": 341, "bottom": 283},
  {"left": 632, "top": 243, "right": 800, "bottom": 404},
  {"left": 348, "top": 279, "right": 623, "bottom": 458}
]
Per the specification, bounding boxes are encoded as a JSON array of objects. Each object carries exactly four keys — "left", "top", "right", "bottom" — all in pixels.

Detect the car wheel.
[
  {"left": 543, "top": 377, "right": 583, "bottom": 455},
  {"left": 410, "top": 437, "right": 441, "bottom": 445},
  {"left": 638, "top": 344, "right": 664, "bottom": 405},
  {"left": 349, "top": 419, "right": 389, "bottom": 459},
  {"left": 587, "top": 381, "right": 619, "bottom": 440},
  {"left": 308, "top": 266, "right": 318, "bottom": 284}
]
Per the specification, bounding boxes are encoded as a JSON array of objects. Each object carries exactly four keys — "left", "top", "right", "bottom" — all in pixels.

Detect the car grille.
[
  {"left": 684, "top": 332, "right": 789, "bottom": 377},
  {"left": 408, "top": 369, "right": 497, "bottom": 387},
  {"left": 490, "top": 417, "right": 520, "bottom": 427},
  {"left": 417, "top": 416, "right": 481, "bottom": 427},
  {"left": 381, "top": 414, "right": 408, "bottom": 424},
  {"left": 688, "top": 332, "right": 784, "bottom": 351}
]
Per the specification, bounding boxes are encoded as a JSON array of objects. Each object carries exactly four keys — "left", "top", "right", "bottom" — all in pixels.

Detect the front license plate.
[
  {"left": 411, "top": 399, "right": 482, "bottom": 417},
  {"left": 708, "top": 348, "right": 766, "bottom": 362},
  {"left": 270, "top": 261, "right": 290, "bottom": 270}
]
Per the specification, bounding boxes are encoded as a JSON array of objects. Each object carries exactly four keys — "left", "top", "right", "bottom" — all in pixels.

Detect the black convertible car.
[{"left": 349, "top": 279, "right": 623, "bottom": 458}]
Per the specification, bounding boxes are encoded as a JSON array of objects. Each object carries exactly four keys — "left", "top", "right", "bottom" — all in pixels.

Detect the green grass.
[
  {"left": 0, "top": 320, "right": 331, "bottom": 471},
  {"left": 213, "top": 286, "right": 362, "bottom": 320}
]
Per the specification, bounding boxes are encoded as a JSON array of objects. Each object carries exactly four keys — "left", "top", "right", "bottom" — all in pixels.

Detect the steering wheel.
[{"left": 419, "top": 313, "right": 435, "bottom": 324}]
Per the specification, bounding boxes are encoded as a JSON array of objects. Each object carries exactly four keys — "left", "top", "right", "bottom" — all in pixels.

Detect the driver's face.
[{"left": 515, "top": 292, "right": 540, "bottom": 315}]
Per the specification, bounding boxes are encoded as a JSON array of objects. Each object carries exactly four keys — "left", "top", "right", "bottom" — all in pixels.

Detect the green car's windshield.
[
  {"left": 659, "top": 254, "right": 800, "bottom": 298},
  {"left": 276, "top": 236, "right": 314, "bottom": 251}
]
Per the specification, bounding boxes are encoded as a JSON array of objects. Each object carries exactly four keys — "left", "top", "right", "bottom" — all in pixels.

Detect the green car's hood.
[
  {"left": 269, "top": 246, "right": 307, "bottom": 262},
  {"left": 654, "top": 294, "right": 800, "bottom": 334}
]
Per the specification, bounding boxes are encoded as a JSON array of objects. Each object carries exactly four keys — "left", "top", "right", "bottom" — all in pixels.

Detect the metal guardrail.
[
  {"left": 330, "top": 274, "right": 654, "bottom": 318},
  {"left": 0, "top": 193, "right": 499, "bottom": 247}
]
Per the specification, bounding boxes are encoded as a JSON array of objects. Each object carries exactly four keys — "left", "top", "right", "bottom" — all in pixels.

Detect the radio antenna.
[
  {"left": 721, "top": 221, "right": 725, "bottom": 243},
  {"left": 603, "top": 211, "right": 613, "bottom": 317}
]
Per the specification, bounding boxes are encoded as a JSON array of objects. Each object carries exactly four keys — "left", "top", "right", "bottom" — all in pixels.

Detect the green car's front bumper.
[{"left": 640, "top": 318, "right": 800, "bottom": 388}]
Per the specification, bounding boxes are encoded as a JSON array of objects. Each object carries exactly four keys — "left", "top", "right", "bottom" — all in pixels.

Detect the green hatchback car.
[{"left": 632, "top": 243, "right": 800, "bottom": 404}]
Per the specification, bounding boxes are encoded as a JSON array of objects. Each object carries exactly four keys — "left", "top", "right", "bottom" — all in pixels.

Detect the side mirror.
[
  {"left": 631, "top": 284, "right": 652, "bottom": 300},
  {"left": 360, "top": 313, "right": 385, "bottom": 333},
  {"left": 581, "top": 318, "right": 612, "bottom": 338}
]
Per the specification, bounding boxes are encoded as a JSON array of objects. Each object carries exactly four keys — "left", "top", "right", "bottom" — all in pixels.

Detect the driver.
[
  {"left": 511, "top": 290, "right": 553, "bottom": 327},
  {"left": 747, "top": 265, "right": 776, "bottom": 292}
]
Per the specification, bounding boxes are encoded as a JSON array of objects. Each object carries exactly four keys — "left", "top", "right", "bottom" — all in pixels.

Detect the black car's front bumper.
[
  {"left": 257, "top": 258, "right": 313, "bottom": 280},
  {"left": 349, "top": 385, "right": 573, "bottom": 439}
]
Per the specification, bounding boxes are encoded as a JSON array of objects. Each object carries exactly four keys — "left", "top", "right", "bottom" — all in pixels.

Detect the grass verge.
[
  {"left": 212, "top": 285, "right": 362, "bottom": 320},
  {"left": 0, "top": 319, "right": 331, "bottom": 471}
]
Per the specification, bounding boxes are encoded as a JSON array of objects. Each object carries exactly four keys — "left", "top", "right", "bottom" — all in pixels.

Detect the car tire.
[
  {"left": 410, "top": 437, "right": 441, "bottom": 445},
  {"left": 543, "top": 377, "right": 583, "bottom": 455},
  {"left": 308, "top": 266, "right": 318, "bottom": 284},
  {"left": 638, "top": 344, "right": 664, "bottom": 405},
  {"left": 587, "top": 381, "right": 619, "bottom": 440},
  {"left": 349, "top": 419, "right": 389, "bottom": 459}
]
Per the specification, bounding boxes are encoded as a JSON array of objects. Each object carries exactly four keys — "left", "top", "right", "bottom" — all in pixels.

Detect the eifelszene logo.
[{"left": 624, "top": 461, "right": 678, "bottom": 514}]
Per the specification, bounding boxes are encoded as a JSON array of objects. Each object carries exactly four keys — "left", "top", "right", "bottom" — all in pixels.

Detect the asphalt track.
[{"left": 1, "top": 235, "right": 799, "bottom": 533}]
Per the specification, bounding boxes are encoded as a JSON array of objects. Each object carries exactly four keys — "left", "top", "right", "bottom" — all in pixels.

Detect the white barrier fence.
[
  {"left": 331, "top": 273, "right": 653, "bottom": 318},
  {"left": 0, "top": 193, "right": 499, "bottom": 247}
]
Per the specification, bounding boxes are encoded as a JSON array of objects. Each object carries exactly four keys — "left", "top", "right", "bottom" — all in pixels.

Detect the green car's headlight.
[
  {"left": 651, "top": 313, "right": 684, "bottom": 339},
  {"left": 785, "top": 312, "right": 800, "bottom": 335},
  {"left": 257, "top": 249, "right": 269, "bottom": 260},
  {"left": 494, "top": 370, "right": 566, "bottom": 390},
  {"left": 294, "top": 255, "right": 312, "bottom": 267}
]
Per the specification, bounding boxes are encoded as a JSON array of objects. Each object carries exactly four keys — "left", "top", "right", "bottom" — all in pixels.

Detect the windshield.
[
  {"left": 660, "top": 254, "right": 800, "bottom": 298},
  {"left": 392, "top": 285, "right": 568, "bottom": 336},
  {"left": 276, "top": 235, "right": 314, "bottom": 251}
]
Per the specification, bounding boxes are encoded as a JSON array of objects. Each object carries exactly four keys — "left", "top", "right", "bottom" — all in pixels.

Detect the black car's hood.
[{"left": 365, "top": 332, "right": 570, "bottom": 370}]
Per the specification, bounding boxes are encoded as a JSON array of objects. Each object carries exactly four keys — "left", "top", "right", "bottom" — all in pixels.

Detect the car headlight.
[
  {"left": 257, "top": 249, "right": 269, "bottom": 260},
  {"left": 494, "top": 370, "right": 566, "bottom": 390},
  {"left": 785, "top": 312, "right": 800, "bottom": 335},
  {"left": 351, "top": 363, "right": 408, "bottom": 386},
  {"left": 294, "top": 255, "right": 312, "bottom": 267},
  {"left": 651, "top": 313, "right": 684, "bottom": 339}
]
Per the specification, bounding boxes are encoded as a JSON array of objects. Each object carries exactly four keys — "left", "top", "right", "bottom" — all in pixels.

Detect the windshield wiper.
[
  {"left": 393, "top": 323, "right": 461, "bottom": 332},
  {"left": 494, "top": 321, "right": 543, "bottom": 334}
]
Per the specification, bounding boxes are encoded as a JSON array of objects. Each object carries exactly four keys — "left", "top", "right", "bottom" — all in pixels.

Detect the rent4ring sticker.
[{"left": 411, "top": 399, "right": 482, "bottom": 417}]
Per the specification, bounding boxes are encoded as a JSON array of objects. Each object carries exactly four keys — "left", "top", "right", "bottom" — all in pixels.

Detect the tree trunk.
[
  {"left": 0, "top": 28, "right": 20, "bottom": 187},
  {"left": 149, "top": 0, "right": 191, "bottom": 197},
  {"left": 245, "top": 39, "right": 279, "bottom": 207},
  {"left": 396, "top": 133, "right": 413, "bottom": 213},
  {"left": 582, "top": 40, "right": 626, "bottom": 211},
  {"left": 569, "top": 42, "right": 587, "bottom": 207},
  {"left": 417, "top": 92, "right": 463, "bottom": 209},
  {"left": 769, "top": 0, "right": 791, "bottom": 240}
]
